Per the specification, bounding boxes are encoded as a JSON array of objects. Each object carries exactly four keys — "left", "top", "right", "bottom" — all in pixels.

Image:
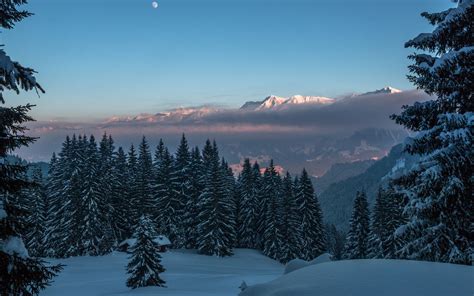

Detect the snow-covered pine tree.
[
  {"left": 126, "top": 215, "right": 166, "bottom": 289},
  {"left": 127, "top": 144, "right": 140, "bottom": 225},
  {"left": 221, "top": 158, "right": 238, "bottom": 247},
  {"left": 196, "top": 140, "right": 234, "bottom": 257},
  {"left": 325, "top": 224, "right": 345, "bottom": 261},
  {"left": 78, "top": 135, "right": 110, "bottom": 256},
  {"left": 110, "top": 147, "right": 133, "bottom": 243},
  {"left": 172, "top": 134, "right": 191, "bottom": 248},
  {"left": 380, "top": 184, "right": 407, "bottom": 259},
  {"left": 182, "top": 146, "right": 204, "bottom": 249},
  {"left": 343, "top": 190, "right": 370, "bottom": 259},
  {"left": 136, "top": 137, "right": 154, "bottom": 218},
  {"left": 279, "top": 172, "right": 302, "bottom": 263},
  {"left": 367, "top": 187, "right": 387, "bottom": 258},
  {"left": 43, "top": 140, "right": 72, "bottom": 258},
  {"left": 237, "top": 159, "right": 259, "bottom": 249},
  {"left": 154, "top": 147, "right": 180, "bottom": 244},
  {"left": 97, "top": 133, "right": 116, "bottom": 248},
  {"left": 295, "top": 169, "right": 325, "bottom": 260},
  {"left": 259, "top": 160, "right": 283, "bottom": 261},
  {"left": 25, "top": 167, "right": 47, "bottom": 257},
  {"left": 0, "top": 1, "right": 61, "bottom": 292},
  {"left": 251, "top": 161, "right": 264, "bottom": 248},
  {"left": 390, "top": 0, "right": 473, "bottom": 265}
]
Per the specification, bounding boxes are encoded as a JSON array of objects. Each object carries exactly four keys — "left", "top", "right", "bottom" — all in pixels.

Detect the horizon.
[{"left": 4, "top": 0, "right": 451, "bottom": 122}]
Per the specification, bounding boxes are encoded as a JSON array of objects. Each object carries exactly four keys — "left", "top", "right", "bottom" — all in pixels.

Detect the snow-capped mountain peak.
[
  {"left": 257, "top": 95, "right": 287, "bottom": 110},
  {"left": 361, "top": 86, "right": 402, "bottom": 96},
  {"left": 241, "top": 94, "right": 335, "bottom": 111},
  {"left": 286, "top": 95, "right": 335, "bottom": 105}
]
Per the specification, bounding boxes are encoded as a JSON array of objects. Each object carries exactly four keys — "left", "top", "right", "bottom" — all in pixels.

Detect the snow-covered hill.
[
  {"left": 42, "top": 249, "right": 283, "bottom": 296},
  {"left": 241, "top": 259, "right": 473, "bottom": 296}
]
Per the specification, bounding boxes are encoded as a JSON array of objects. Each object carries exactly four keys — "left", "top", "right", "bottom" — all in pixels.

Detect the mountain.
[
  {"left": 318, "top": 144, "right": 419, "bottom": 230},
  {"left": 360, "top": 86, "right": 402, "bottom": 96},
  {"left": 313, "top": 159, "right": 376, "bottom": 195},
  {"left": 220, "top": 128, "right": 409, "bottom": 178},
  {"left": 240, "top": 94, "right": 335, "bottom": 111}
]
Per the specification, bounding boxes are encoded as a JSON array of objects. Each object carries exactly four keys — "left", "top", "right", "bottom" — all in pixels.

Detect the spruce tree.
[
  {"left": 0, "top": 1, "right": 61, "bottom": 293},
  {"left": 343, "top": 190, "right": 370, "bottom": 259},
  {"left": 126, "top": 215, "right": 166, "bottom": 289},
  {"left": 367, "top": 187, "right": 387, "bottom": 258},
  {"left": 279, "top": 172, "right": 302, "bottom": 263},
  {"left": 25, "top": 167, "right": 47, "bottom": 257},
  {"left": 259, "top": 160, "right": 283, "bottom": 261},
  {"left": 154, "top": 147, "right": 180, "bottom": 244},
  {"left": 136, "top": 137, "right": 154, "bottom": 217},
  {"left": 172, "top": 134, "right": 191, "bottom": 248},
  {"left": 390, "top": 0, "right": 473, "bottom": 265},
  {"left": 295, "top": 169, "right": 325, "bottom": 260},
  {"left": 182, "top": 146, "right": 204, "bottom": 249},
  {"left": 79, "top": 135, "right": 110, "bottom": 256},
  {"left": 127, "top": 144, "right": 140, "bottom": 225},
  {"left": 111, "top": 147, "right": 132, "bottom": 242},
  {"left": 380, "top": 184, "right": 407, "bottom": 259},
  {"left": 325, "top": 224, "right": 345, "bottom": 261},
  {"left": 237, "top": 159, "right": 259, "bottom": 249},
  {"left": 197, "top": 141, "right": 234, "bottom": 256}
]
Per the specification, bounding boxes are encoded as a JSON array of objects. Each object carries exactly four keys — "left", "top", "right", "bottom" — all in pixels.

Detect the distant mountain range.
[{"left": 240, "top": 95, "right": 335, "bottom": 111}]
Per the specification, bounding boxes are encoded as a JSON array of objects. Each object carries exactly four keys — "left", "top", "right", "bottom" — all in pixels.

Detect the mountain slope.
[{"left": 318, "top": 144, "right": 418, "bottom": 230}]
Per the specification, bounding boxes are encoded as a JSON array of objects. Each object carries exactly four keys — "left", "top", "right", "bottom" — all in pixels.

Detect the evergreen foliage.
[
  {"left": 343, "top": 191, "right": 370, "bottom": 259},
  {"left": 0, "top": 1, "right": 61, "bottom": 293},
  {"left": 126, "top": 215, "right": 166, "bottom": 289},
  {"left": 390, "top": 0, "right": 473, "bottom": 265}
]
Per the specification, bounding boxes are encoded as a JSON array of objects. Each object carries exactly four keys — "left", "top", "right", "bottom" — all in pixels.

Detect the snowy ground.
[
  {"left": 241, "top": 259, "right": 474, "bottom": 296},
  {"left": 41, "top": 249, "right": 283, "bottom": 296}
]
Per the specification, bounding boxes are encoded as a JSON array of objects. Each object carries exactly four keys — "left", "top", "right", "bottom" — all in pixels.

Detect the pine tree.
[
  {"left": 25, "top": 167, "right": 47, "bottom": 257},
  {"left": 182, "top": 146, "right": 204, "bottom": 249},
  {"left": 126, "top": 215, "right": 166, "bottom": 289},
  {"left": 0, "top": 1, "right": 61, "bottom": 293},
  {"left": 127, "top": 144, "right": 140, "bottom": 225},
  {"left": 295, "top": 169, "right": 325, "bottom": 260},
  {"left": 111, "top": 147, "right": 133, "bottom": 242},
  {"left": 154, "top": 147, "right": 180, "bottom": 244},
  {"left": 325, "top": 224, "right": 345, "bottom": 261},
  {"left": 279, "top": 172, "right": 302, "bottom": 263},
  {"left": 237, "top": 159, "right": 259, "bottom": 249},
  {"left": 380, "top": 184, "right": 407, "bottom": 259},
  {"left": 367, "top": 187, "right": 387, "bottom": 258},
  {"left": 390, "top": 0, "right": 473, "bottom": 265},
  {"left": 259, "top": 160, "right": 283, "bottom": 261},
  {"left": 197, "top": 140, "right": 234, "bottom": 256},
  {"left": 343, "top": 190, "right": 370, "bottom": 259},
  {"left": 136, "top": 137, "right": 154, "bottom": 217},
  {"left": 172, "top": 134, "right": 191, "bottom": 248},
  {"left": 78, "top": 135, "right": 110, "bottom": 256}
]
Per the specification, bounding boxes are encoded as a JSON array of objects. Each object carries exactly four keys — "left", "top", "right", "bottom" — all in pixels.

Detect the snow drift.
[{"left": 241, "top": 259, "right": 474, "bottom": 296}]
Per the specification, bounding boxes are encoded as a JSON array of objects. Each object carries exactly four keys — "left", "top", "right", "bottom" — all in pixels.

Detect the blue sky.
[{"left": 3, "top": 0, "right": 450, "bottom": 120}]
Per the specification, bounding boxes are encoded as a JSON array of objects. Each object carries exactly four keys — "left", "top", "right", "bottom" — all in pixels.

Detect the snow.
[
  {"left": 1, "top": 236, "right": 29, "bottom": 259},
  {"left": 360, "top": 86, "right": 402, "bottom": 96},
  {"left": 119, "top": 235, "right": 171, "bottom": 248},
  {"left": 42, "top": 249, "right": 283, "bottom": 296},
  {"left": 283, "top": 253, "right": 331, "bottom": 274},
  {"left": 241, "top": 259, "right": 474, "bottom": 296}
]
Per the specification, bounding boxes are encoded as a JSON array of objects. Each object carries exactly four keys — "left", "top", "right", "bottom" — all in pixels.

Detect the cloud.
[{"left": 19, "top": 89, "right": 430, "bottom": 161}]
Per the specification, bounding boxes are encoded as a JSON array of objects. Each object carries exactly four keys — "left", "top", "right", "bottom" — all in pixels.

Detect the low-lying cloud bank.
[{"left": 21, "top": 90, "right": 429, "bottom": 161}]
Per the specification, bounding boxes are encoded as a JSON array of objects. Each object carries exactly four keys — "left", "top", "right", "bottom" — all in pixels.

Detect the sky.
[{"left": 2, "top": 0, "right": 451, "bottom": 121}]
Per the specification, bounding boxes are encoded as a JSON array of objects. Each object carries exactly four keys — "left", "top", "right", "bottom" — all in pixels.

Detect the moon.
[{"left": 152, "top": 1, "right": 158, "bottom": 8}]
